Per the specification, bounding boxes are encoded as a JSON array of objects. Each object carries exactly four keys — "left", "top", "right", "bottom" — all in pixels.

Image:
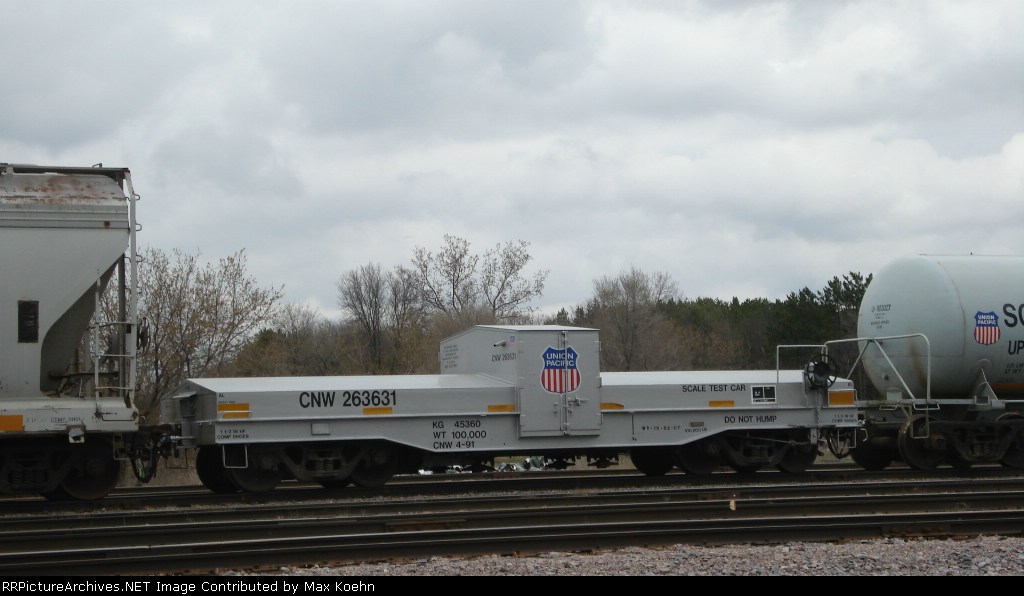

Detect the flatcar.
[{"left": 164, "top": 325, "right": 862, "bottom": 493}]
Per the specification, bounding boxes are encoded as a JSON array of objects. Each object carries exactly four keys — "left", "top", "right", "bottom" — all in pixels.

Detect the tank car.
[
  {"left": 849, "top": 254, "right": 1024, "bottom": 470},
  {"left": 163, "top": 325, "right": 862, "bottom": 493},
  {"left": 0, "top": 163, "right": 143, "bottom": 499}
]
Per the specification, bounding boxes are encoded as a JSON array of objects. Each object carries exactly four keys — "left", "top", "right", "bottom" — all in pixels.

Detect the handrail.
[{"left": 824, "top": 333, "right": 932, "bottom": 405}]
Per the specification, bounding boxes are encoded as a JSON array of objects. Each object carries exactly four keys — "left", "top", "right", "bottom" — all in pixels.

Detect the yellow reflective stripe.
[
  {"left": 0, "top": 415, "right": 24, "bottom": 431},
  {"left": 709, "top": 400, "right": 735, "bottom": 408},
  {"left": 217, "top": 403, "right": 249, "bottom": 411},
  {"left": 363, "top": 407, "right": 393, "bottom": 416},
  {"left": 828, "top": 390, "right": 856, "bottom": 406},
  {"left": 218, "top": 403, "right": 250, "bottom": 419}
]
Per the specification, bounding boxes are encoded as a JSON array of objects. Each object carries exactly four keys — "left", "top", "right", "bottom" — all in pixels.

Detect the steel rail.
[{"left": 2, "top": 476, "right": 1024, "bottom": 575}]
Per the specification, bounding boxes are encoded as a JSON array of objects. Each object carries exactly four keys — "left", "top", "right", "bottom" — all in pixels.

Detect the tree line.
[{"left": 117, "top": 236, "right": 872, "bottom": 423}]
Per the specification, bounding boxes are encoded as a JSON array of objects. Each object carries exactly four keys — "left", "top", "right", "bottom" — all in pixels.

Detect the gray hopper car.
[
  {"left": 0, "top": 163, "right": 145, "bottom": 500},
  {"left": 165, "top": 325, "right": 862, "bottom": 493}
]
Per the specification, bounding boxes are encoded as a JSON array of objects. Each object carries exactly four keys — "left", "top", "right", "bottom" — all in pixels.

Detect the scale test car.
[{"left": 166, "top": 325, "right": 862, "bottom": 493}]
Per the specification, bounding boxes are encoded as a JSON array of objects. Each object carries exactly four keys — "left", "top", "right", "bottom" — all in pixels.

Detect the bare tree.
[
  {"left": 412, "top": 234, "right": 479, "bottom": 315},
  {"left": 590, "top": 267, "right": 682, "bottom": 371},
  {"left": 412, "top": 234, "right": 548, "bottom": 324},
  {"left": 385, "top": 266, "right": 428, "bottom": 372},
  {"left": 480, "top": 239, "right": 549, "bottom": 323},
  {"left": 337, "top": 263, "right": 427, "bottom": 373},
  {"left": 337, "top": 264, "right": 387, "bottom": 371},
  {"left": 136, "top": 248, "right": 283, "bottom": 421}
]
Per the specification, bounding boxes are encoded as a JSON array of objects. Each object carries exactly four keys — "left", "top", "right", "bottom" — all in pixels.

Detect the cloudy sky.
[{"left": 3, "top": 1, "right": 1022, "bottom": 319}]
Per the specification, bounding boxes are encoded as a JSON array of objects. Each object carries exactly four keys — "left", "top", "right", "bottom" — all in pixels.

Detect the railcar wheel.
[
  {"left": 629, "top": 447, "right": 675, "bottom": 476},
  {"left": 898, "top": 415, "right": 946, "bottom": 471},
  {"left": 776, "top": 444, "right": 817, "bottom": 474},
  {"left": 349, "top": 443, "right": 400, "bottom": 488},
  {"left": 195, "top": 447, "right": 240, "bottom": 494},
  {"left": 58, "top": 440, "right": 122, "bottom": 501},
  {"left": 850, "top": 436, "right": 897, "bottom": 471},
  {"left": 997, "top": 413, "right": 1024, "bottom": 469},
  {"left": 674, "top": 441, "right": 718, "bottom": 476},
  {"left": 226, "top": 451, "right": 282, "bottom": 493},
  {"left": 1002, "top": 447, "right": 1024, "bottom": 469}
]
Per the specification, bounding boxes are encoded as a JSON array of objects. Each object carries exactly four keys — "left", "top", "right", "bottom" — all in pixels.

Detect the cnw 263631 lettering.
[{"left": 298, "top": 390, "right": 398, "bottom": 408}]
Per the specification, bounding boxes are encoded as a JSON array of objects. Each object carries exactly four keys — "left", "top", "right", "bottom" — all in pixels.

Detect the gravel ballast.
[{"left": 225, "top": 535, "right": 1024, "bottom": 576}]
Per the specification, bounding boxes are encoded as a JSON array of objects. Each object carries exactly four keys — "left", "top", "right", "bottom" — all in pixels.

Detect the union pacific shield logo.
[
  {"left": 540, "top": 346, "right": 581, "bottom": 393},
  {"left": 974, "top": 311, "right": 1001, "bottom": 345}
]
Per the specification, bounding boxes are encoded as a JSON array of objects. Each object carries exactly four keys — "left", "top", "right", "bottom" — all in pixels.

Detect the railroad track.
[
  {"left": 3, "top": 466, "right": 1024, "bottom": 575},
  {"left": 0, "top": 461, "right": 999, "bottom": 512}
]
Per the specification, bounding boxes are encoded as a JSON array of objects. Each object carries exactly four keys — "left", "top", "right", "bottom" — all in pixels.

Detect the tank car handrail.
[{"left": 824, "top": 334, "right": 933, "bottom": 405}]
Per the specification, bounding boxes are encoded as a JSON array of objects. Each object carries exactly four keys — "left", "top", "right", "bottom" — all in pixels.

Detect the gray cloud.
[{"left": 2, "top": 0, "right": 1021, "bottom": 320}]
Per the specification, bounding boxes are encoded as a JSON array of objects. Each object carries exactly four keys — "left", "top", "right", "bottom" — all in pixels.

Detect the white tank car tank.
[{"left": 857, "top": 254, "right": 1024, "bottom": 400}]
